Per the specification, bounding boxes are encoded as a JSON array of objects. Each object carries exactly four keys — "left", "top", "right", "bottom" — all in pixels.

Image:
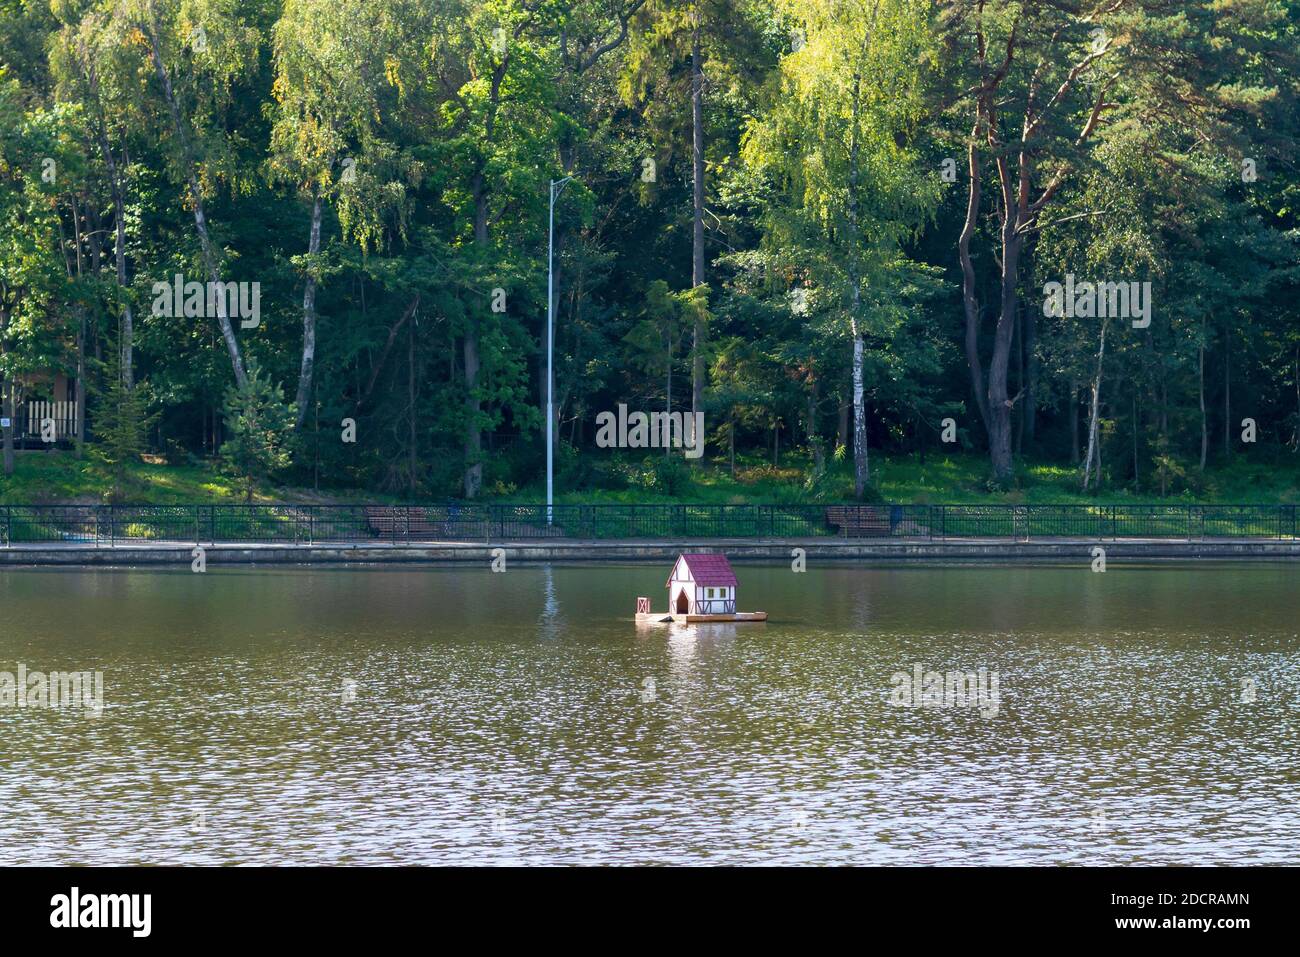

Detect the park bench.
[
  {"left": 364, "top": 506, "right": 447, "bottom": 540},
  {"left": 825, "top": 505, "right": 894, "bottom": 537}
]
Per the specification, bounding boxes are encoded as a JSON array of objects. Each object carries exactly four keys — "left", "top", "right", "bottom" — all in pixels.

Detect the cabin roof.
[{"left": 668, "top": 553, "right": 738, "bottom": 588}]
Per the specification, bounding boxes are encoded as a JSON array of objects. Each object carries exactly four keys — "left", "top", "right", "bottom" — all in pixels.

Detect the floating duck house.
[{"left": 635, "top": 553, "right": 767, "bottom": 623}]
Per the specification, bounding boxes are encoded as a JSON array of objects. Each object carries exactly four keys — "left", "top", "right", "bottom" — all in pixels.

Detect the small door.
[{"left": 675, "top": 589, "right": 690, "bottom": 614}]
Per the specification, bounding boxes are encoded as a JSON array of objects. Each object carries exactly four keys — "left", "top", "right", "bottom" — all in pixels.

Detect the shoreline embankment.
[{"left": 3, "top": 537, "right": 1300, "bottom": 567}]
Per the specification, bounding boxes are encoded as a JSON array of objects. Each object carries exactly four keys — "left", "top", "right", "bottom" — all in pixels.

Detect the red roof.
[{"left": 667, "top": 553, "right": 738, "bottom": 587}]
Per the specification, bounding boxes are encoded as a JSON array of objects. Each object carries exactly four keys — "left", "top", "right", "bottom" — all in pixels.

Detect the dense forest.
[{"left": 1, "top": 0, "right": 1298, "bottom": 502}]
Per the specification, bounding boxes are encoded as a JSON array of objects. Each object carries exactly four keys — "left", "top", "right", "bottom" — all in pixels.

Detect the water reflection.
[
  {"left": 537, "top": 564, "right": 562, "bottom": 641},
  {"left": 0, "top": 562, "right": 1296, "bottom": 864},
  {"left": 665, "top": 622, "right": 699, "bottom": 678}
]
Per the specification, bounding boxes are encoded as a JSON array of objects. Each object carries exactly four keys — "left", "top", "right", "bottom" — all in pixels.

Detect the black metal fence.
[{"left": 1, "top": 502, "right": 1297, "bottom": 545}]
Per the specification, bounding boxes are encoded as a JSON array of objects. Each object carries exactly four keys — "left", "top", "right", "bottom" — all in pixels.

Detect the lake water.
[{"left": 1, "top": 562, "right": 1297, "bottom": 865}]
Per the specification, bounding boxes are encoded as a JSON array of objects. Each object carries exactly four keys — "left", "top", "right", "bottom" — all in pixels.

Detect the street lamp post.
[{"left": 546, "top": 175, "right": 573, "bottom": 526}]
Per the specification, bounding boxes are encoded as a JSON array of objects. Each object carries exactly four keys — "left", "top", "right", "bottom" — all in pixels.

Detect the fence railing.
[
  {"left": 1, "top": 503, "right": 1297, "bottom": 545},
  {"left": 19, "top": 400, "right": 78, "bottom": 442}
]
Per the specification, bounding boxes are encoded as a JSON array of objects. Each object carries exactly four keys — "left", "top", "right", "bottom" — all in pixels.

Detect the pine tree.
[
  {"left": 220, "top": 363, "right": 296, "bottom": 502},
  {"left": 90, "top": 328, "right": 156, "bottom": 502}
]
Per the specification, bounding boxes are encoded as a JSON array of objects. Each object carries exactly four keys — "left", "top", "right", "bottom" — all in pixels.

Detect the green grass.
[
  {"left": 512, "top": 449, "right": 1300, "bottom": 506},
  {"left": 0, "top": 452, "right": 381, "bottom": 505},
  {"left": 4, "top": 447, "right": 1300, "bottom": 505}
]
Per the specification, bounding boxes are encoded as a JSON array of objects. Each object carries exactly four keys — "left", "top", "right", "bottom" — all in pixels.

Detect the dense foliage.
[{"left": 1, "top": 0, "right": 1297, "bottom": 500}]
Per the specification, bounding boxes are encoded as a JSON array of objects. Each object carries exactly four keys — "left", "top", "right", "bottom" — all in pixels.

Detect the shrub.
[
  {"left": 220, "top": 362, "right": 296, "bottom": 503},
  {"left": 650, "top": 456, "right": 689, "bottom": 496}
]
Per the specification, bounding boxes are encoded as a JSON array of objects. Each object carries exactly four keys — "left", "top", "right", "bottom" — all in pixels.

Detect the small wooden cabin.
[{"left": 666, "top": 553, "right": 738, "bottom": 616}]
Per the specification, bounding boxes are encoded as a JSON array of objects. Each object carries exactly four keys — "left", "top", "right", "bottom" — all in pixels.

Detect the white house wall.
[
  {"left": 668, "top": 562, "right": 695, "bottom": 614},
  {"left": 667, "top": 558, "right": 737, "bottom": 615}
]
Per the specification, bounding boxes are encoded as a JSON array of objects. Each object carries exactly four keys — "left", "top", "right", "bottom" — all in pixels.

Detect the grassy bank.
[
  {"left": 536, "top": 452, "right": 1300, "bottom": 505},
  {"left": 0, "top": 452, "right": 385, "bottom": 506},
  {"left": 4, "top": 448, "right": 1300, "bottom": 506}
]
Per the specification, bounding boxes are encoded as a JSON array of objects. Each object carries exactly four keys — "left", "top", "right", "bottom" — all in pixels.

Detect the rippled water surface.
[{"left": 1, "top": 562, "right": 1297, "bottom": 865}]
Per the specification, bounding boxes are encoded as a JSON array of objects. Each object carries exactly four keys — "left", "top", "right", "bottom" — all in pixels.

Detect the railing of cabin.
[
  {"left": 19, "top": 400, "right": 79, "bottom": 441},
  {"left": 694, "top": 598, "right": 737, "bottom": 614}
]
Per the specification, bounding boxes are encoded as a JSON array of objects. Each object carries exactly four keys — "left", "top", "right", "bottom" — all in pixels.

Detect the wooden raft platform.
[{"left": 636, "top": 610, "right": 768, "bottom": 624}]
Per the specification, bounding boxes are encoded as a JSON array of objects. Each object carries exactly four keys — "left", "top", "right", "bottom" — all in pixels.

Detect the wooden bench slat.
[{"left": 826, "top": 506, "right": 893, "bottom": 537}]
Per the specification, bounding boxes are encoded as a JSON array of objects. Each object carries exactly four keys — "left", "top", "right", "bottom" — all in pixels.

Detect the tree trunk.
[
  {"left": 962, "top": 23, "right": 1109, "bottom": 484},
  {"left": 958, "top": 132, "right": 991, "bottom": 435},
  {"left": 463, "top": 331, "right": 481, "bottom": 498},
  {"left": 1199, "top": 342, "right": 1208, "bottom": 470},
  {"left": 1223, "top": 337, "right": 1231, "bottom": 457},
  {"left": 144, "top": 14, "right": 246, "bottom": 387},
  {"left": 852, "top": 327, "right": 868, "bottom": 496},
  {"left": 1070, "top": 378, "right": 1080, "bottom": 465},
  {"left": 1131, "top": 391, "right": 1139, "bottom": 488},
  {"left": 75, "top": 309, "right": 86, "bottom": 457},
  {"left": 986, "top": 225, "right": 1023, "bottom": 484},
  {"left": 1014, "top": 298, "right": 1023, "bottom": 453},
  {"left": 85, "top": 56, "right": 134, "bottom": 387},
  {"left": 665, "top": 327, "right": 673, "bottom": 460},
  {"left": 808, "top": 382, "right": 823, "bottom": 471},
  {"left": 1023, "top": 280, "right": 1038, "bottom": 447},
  {"left": 294, "top": 190, "right": 324, "bottom": 428},
  {"left": 1160, "top": 372, "right": 1168, "bottom": 439},
  {"left": 102, "top": 140, "right": 133, "bottom": 387},
  {"left": 408, "top": 315, "right": 417, "bottom": 498},
  {"left": 1081, "top": 318, "right": 1109, "bottom": 491},
  {"left": 847, "top": 73, "right": 868, "bottom": 497},
  {"left": 458, "top": 48, "right": 506, "bottom": 496},
  {"left": 690, "top": 17, "right": 706, "bottom": 448},
  {"left": 463, "top": 176, "right": 489, "bottom": 498},
  {"left": 1, "top": 303, "right": 10, "bottom": 474},
  {"left": 64, "top": 189, "right": 89, "bottom": 459},
  {"left": 2, "top": 374, "right": 12, "bottom": 476}
]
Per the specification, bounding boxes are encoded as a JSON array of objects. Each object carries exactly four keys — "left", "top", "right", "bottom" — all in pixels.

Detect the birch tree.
[
  {"left": 743, "top": 0, "right": 939, "bottom": 497},
  {"left": 269, "top": 0, "right": 410, "bottom": 427},
  {"left": 129, "top": 0, "right": 262, "bottom": 388}
]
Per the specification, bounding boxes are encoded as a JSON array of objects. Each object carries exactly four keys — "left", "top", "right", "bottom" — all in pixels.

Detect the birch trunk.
[
  {"left": 852, "top": 321, "right": 868, "bottom": 496},
  {"left": 690, "top": 16, "right": 706, "bottom": 449},
  {"left": 294, "top": 190, "right": 324, "bottom": 427},
  {"left": 1081, "top": 318, "right": 1109, "bottom": 490},
  {"left": 847, "top": 73, "right": 868, "bottom": 496},
  {"left": 144, "top": 13, "right": 246, "bottom": 388},
  {"left": 1, "top": 310, "right": 12, "bottom": 474}
]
